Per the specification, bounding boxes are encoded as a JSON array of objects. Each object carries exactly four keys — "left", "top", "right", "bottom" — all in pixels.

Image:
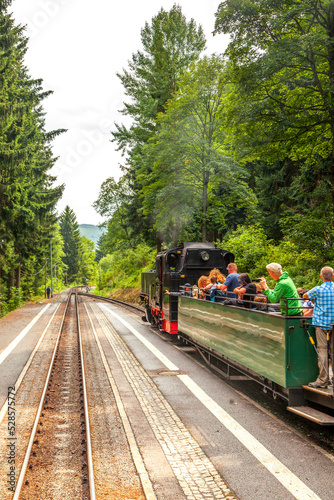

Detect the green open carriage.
[{"left": 178, "top": 297, "right": 334, "bottom": 424}]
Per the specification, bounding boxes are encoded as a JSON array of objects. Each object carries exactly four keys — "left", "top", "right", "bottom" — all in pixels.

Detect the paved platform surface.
[{"left": 0, "top": 298, "right": 62, "bottom": 409}]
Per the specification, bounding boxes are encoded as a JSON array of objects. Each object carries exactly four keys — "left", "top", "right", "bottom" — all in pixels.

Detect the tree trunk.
[
  {"left": 331, "top": 130, "right": 334, "bottom": 204},
  {"left": 16, "top": 265, "right": 21, "bottom": 290},
  {"left": 7, "top": 271, "right": 14, "bottom": 298}
]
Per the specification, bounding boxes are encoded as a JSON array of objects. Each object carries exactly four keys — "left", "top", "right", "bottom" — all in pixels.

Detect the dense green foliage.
[
  {"left": 111, "top": 4, "right": 206, "bottom": 251},
  {"left": 59, "top": 206, "right": 82, "bottom": 282},
  {"left": 141, "top": 55, "right": 256, "bottom": 243},
  {"left": 0, "top": 1, "right": 64, "bottom": 314},
  {"left": 0, "top": 4, "right": 99, "bottom": 314},
  {"left": 220, "top": 225, "right": 321, "bottom": 289},
  {"left": 214, "top": 0, "right": 334, "bottom": 246},
  {"left": 96, "top": 244, "right": 155, "bottom": 294},
  {"left": 95, "top": 2, "right": 334, "bottom": 289},
  {"left": 59, "top": 206, "right": 97, "bottom": 285}
]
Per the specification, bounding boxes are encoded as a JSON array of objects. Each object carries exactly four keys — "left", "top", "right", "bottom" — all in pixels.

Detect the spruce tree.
[
  {"left": 59, "top": 207, "right": 82, "bottom": 283},
  {"left": 0, "top": 0, "right": 64, "bottom": 298}
]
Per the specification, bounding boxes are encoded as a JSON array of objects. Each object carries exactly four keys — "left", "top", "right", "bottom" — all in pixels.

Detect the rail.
[
  {"left": 75, "top": 288, "right": 96, "bottom": 499},
  {"left": 13, "top": 289, "right": 96, "bottom": 499},
  {"left": 76, "top": 289, "right": 144, "bottom": 315},
  {"left": 13, "top": 289, "right": 72, "bottom": 499}
]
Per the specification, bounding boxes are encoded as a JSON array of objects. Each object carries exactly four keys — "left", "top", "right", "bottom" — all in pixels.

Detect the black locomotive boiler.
[{"left": 140, "top": 242, "right": 234, "bottom": 334}]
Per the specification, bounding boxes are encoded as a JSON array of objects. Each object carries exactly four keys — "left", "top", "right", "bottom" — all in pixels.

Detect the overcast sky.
[{"left": 11, "top": 0, "right": 229, "bottom": 225}]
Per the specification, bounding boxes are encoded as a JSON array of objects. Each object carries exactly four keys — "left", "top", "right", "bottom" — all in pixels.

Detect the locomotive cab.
[{"left": 140, "top": 242, "right": 234, "bottom": 334}]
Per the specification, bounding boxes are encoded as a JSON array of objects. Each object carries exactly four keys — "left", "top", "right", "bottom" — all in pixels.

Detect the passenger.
[
  {"left": 297, "top": 288, "right": 314, "bottom": 317},
  {"left": 216, "top": 263, "right": 239, "bottom": 299},
  {"left": 233, "top": 273, "right": 257, "bottom": 309},
  {"left": 208, "top": 276, "right": 218, "bottom": 301},
  {"left": 202, "top": 276, "right": 222, "bottom": 302},
  {"left": 192, "top": 285, "right": 199, "bottom": 299},
  {"left": 198, "top": 275, "right": 210, "bottom": 289},
  {"left": 303, "top": 266, "right": 334, "bottom": 388},
  {"left": 198, "top": 275, "right": 210, "bottom": 299},
  {"left": 252, "top": 295, "right": 277, "bottom": 312},
  {"left": 209, "top": 268, "right": 226, "bottom": 284},
  {"left": 259, "top": 263, "right": 302, "bottom": 316},
  {"left": 165, "top": 283, "right": 192, "bottom": 297},
  {"left": 201, "top": 276, "right": 215, "bottom": 301},
  {"left": 203, "top": 275, "right": 217, "bottom": 291}
]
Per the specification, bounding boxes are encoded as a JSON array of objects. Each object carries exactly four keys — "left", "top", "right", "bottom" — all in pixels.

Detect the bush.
[
  {"left": 219, "top": 224, "right": 323, "bottom": 289},
  {"left": 97, "top": 244, "right": 156, "bottom": 292}
]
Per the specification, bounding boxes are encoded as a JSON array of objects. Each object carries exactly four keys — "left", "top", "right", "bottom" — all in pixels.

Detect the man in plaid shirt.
[{"left": 304, "top": 267, "right": 334, "bottom": 388}]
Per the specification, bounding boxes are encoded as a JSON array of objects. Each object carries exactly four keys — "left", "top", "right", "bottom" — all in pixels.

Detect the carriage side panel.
[{"left": 178, "top": 297, "right": 318, "bottom": 388}]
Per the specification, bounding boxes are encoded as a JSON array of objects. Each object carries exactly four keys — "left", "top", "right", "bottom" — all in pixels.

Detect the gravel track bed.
[
  {"left": 20, "top": 294, "right": 89, "bottom": 499},
  {"left": 0, "top": 302, "right": 66, "bottom": 499},
  {"left": 79, "top": 302, "right": 145, "bottom": 499}
]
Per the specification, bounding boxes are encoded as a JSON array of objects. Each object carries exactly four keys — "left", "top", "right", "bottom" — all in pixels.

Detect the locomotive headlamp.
[{"left": 200, "top": 251, "right": 210, "bottom": 261}]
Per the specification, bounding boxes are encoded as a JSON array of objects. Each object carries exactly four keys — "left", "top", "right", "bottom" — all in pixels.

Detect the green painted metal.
[{"left": 178, "top": 297, "right": 318, "bottom": 388}]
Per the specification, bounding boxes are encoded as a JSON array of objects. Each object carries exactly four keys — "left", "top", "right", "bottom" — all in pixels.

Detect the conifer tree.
[
  {"left": 0, "top": 0, "right": 64, "bottom": 298},
  {"left": 59, "top": 207, "right": 82, "bottom": 282},
  {"left": 112, "top": 4, "right": 206, "bottom": 250}
]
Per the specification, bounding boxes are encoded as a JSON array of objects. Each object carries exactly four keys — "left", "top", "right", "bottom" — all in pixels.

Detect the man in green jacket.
[{"left": 259, "top": 263, "right": 302, "bottom": 315}]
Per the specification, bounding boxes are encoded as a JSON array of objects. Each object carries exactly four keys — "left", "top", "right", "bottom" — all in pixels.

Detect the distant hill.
[{"left": 79, "top": 224, "right": 105, "bottom": 246}]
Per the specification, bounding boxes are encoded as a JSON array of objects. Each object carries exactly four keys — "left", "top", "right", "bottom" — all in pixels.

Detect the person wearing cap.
[
  {"left": 303, "top": 266, "right": 334, "bottom": 388},
  {"left": 259, "top": 263, "right": 302, "bottom": 316}
]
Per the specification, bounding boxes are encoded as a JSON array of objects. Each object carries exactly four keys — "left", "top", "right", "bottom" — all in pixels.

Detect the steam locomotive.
[{"left": 140, "top": 242, "right": 234, "bottom": 333}]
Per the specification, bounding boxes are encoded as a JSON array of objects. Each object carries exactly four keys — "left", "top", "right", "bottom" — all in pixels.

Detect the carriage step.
[
  {"left": 302, "top": 384, "right": 333, "bottom": 396},
  {"left": 287, "top": 406, "right": 334, "bottom": 425}
]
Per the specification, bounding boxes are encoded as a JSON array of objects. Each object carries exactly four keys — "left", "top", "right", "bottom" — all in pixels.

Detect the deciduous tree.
[
  {"left": 141, "top": 56, "right": 256, "bottom": 243},
  {"left": 111, "top": 4, "right": 206, "bottom": 249}
]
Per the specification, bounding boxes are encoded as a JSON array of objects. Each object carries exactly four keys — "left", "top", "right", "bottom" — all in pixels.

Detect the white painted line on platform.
[
  {"left": 85, "top": 304, "right": 157, "bottom": 500},
  {"left": 0, "top": 304, "right": 60, "bottom": 424},
  {"left": 99, "top": 303, "right": 322, "bottom": 500},
  {"left": 99, "top": 304, "right": 178, "bottom": 371},
  {"left": 179, "top": 374, "right": 321, "bottom": 500},
  {"left": 0, "top": 304, "right": 51, "bottom": 367}
]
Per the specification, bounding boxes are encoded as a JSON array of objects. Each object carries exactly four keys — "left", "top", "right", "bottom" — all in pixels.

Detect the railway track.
[
  {"left": 14, "top": 289, "right": 96, "bottom": 500},
  {"left": 77, "top": 290, "right": 144, "bottom": 315}
]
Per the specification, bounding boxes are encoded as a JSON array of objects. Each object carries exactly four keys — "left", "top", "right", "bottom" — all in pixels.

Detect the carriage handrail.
[{"left": 186, "top": 287, "right": 315, "bottom": 317}]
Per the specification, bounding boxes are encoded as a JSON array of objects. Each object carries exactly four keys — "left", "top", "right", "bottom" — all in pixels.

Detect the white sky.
[{"left": 11, "top": 0, "right": 229, "bottom": 225}]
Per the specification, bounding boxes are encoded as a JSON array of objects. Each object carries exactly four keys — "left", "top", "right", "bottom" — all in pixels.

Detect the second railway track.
[
  {"left": 77, "top": 290, "right": 144, "bottom": 316},
  {"left": 14, "top": 289, "right": 95, "bottom": 500}
]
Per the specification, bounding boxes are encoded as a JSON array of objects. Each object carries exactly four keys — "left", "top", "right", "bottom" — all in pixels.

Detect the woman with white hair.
[{"left": 259, "top": 263, "right": 302, "bottom": 316}]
